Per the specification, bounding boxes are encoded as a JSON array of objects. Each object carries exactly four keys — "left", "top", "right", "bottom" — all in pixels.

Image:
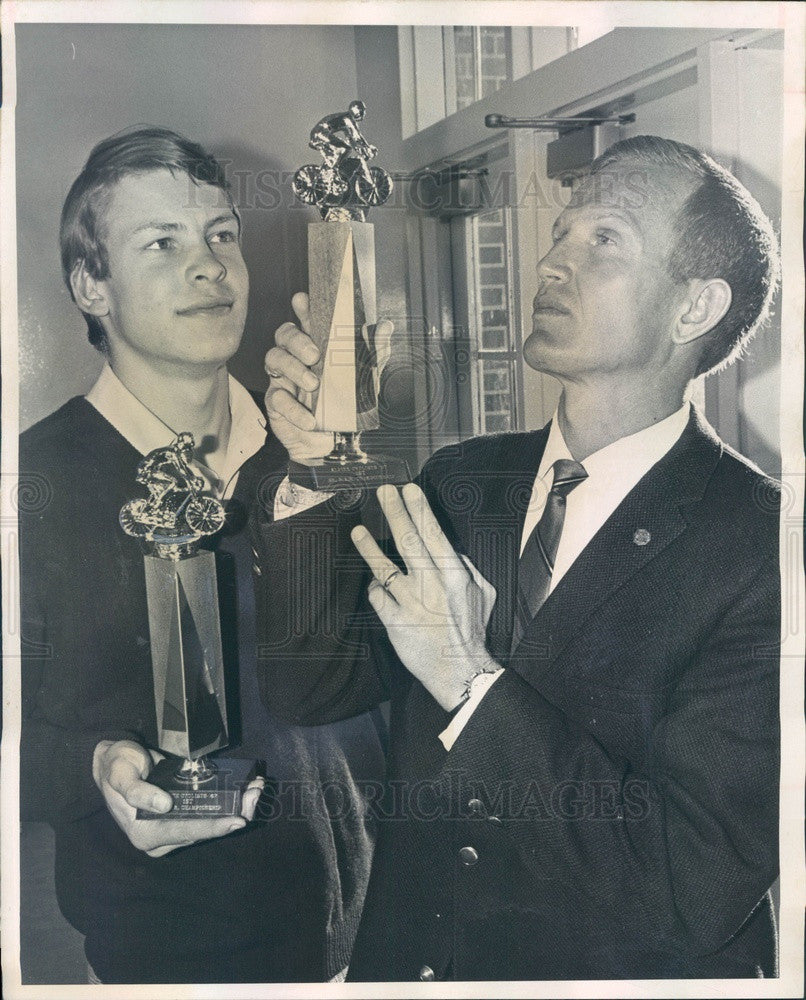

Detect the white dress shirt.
[
  {"left": 85, "top": 363, "right": 266, "bottom": 498},
  {"left": 521, "top": 403, "right": 691, "bottom": 585},
  {"left": 274, "top": 477, "right": 334, "bottom": 519},
  {"left": 439, "top": 403, "right": 691, "bottom": 750}
]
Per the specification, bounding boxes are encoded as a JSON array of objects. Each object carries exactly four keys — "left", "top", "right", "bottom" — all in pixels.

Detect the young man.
[
  {"left": 19, "top": 127, "right": 385, "bottom": 984},
  {"left": 255, "top": 136, "right": 781, "bottom": 980}
]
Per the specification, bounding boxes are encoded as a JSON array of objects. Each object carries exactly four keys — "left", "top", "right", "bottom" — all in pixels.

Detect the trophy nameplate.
[
  {"left": 290, "top": 99, "right": 409, "bottom": 491},
  {"left": 120, "top": 433, "right": 257, "bottom": 819}
]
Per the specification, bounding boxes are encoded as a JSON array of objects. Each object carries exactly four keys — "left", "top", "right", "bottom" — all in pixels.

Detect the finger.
[
  {"left": 291, "top": 291, "right": 312, "bottom": 335},
  {"left": 400, "top": 483, "right": 463, "bottom": 570},
  {"left": 264, "top": 379, "right": 293, "bottom": 421},
  {"left": 370, "top": 318, "right": 394, "bottom": 365},
  {"left": 265, "top": 346, "right": 319, "bottom": 393},
  {"left": 375, "top": 317, "right": 394, "bottom": 341},
  {"left": 459, "top": 553, "right": 497, "bottom": 600},
  {"left": 115, "top": 773, "right": 173, "bottom": 816},
  {"left": 104, "top": 752, "right": 173, "bottom": 815},
  {"left": 274, "top": 322, "right": 320, "bottom": 367},
  {"left": 103, "top": 739, "right": 152, "bottom": 775},
  {"left": 241, "top": 778, "right": 265, "bottom": 822},
  {"left": 266, "top": 387, "right": 318, "bottom": 431},
  {"left": 143, "top": 817, "right": 247, "bottom": 857},
  {"left": 459, "top": 553, "right": 497, "bottom": 622},
  {"left": 241, "top": 790, "right": 261, "bottom": 823},
  {"left": 241, "top": 788, "right": 262, "bottom": 823},
  {"left": 376, "top": 485, "right": 433, "bottom": 574},
  {"left": 147, "top": 844, "right": 192, "bottom": 859},
  {"left": 267, "top": 413, "right": 334, "bottom": 463},
  {"left": 147, "top": 816, "right": 246, "bottom": 850},
  {"left": 94, "top": 739, "right": 143, "bottom": 786},
  {"left": 366, "top": 579, "right": 400, "bottom": 622},
  {"left": 459, "top": 553, "right": 489, "bottom": 590},
  {"left": 351, "top": 525, "right": 401, "bottom": 596}
]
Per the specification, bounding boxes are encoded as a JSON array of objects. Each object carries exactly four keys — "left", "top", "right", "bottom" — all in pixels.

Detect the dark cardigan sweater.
[{"left": 19, "top": 396, "right": 386, "bottom": 984}]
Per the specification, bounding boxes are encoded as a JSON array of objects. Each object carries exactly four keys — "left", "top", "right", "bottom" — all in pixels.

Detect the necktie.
[{"left": 511, "top": 458, "right": 588, "bottom": 654}]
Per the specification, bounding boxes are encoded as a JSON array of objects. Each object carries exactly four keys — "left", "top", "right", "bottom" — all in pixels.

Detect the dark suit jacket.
[{"left": 252, "top": 408, "right": 780, "bottom": 981}]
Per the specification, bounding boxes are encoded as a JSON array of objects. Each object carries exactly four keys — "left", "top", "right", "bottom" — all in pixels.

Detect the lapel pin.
[{"left": 633, "top": 528, "right": 651, "bottom": 546}]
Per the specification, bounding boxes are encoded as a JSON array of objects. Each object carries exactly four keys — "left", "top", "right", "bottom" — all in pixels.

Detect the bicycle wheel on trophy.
[
  {"left": 292, "top": 165, "right": 322, "bottom": 205},
  {"left": 354, "top": 166, "right": 392, "bottom": 207},
  {"left": 119, "top": 498, "right": 152, "bottom": 538},
  {"left": 185, "top": 496, "right": 226, "bottom": 536}
]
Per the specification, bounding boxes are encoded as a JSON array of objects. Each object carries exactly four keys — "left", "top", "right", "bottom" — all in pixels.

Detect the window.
[
  {"left": 399, "top": 26, "right": 576, "bottom": 136},
  {"left": 450, "top": 26, "right": 512, "bottom": 111},
  {"left": 464, "top": 207, "right": 519, "bottom": 434}
]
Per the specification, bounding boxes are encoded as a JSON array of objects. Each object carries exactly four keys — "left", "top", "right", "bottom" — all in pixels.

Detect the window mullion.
[{"left": 473, "top": 27, "right": 484, "bottom": 104}]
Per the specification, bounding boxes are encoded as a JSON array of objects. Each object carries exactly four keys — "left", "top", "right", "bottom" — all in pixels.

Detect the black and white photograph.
[{"left": 1, "top": 2, "right": 804, "bottom": 997}]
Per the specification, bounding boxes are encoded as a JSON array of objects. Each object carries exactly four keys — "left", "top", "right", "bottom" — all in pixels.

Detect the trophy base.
[
  {"left": 137, "top": 756, "right": 258, "bottom": 820},
  {"left": 288, "top": 454, "right": 410, "bottom": 492}
]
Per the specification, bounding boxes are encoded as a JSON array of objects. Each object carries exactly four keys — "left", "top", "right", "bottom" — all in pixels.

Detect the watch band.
[{"left": 459, "top": 666, "right": 501, "bottom": 705}]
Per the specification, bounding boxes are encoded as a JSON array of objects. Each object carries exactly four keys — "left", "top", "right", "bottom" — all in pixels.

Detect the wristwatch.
[{"left": 459, "top": 666, "right": 501, "bottom": 705}]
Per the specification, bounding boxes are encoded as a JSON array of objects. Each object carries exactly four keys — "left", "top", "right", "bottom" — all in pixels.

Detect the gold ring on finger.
[
  {"left": 382, "top": 569, "right": 401, "bottom": 591},
  {"left": 267, "top": 368, "right": 283, "bottom": 378}
]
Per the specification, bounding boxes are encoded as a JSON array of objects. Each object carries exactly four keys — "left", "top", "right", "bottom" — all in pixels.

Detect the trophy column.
[{"left": 305, "top": 220, "right": 377, "bottom": 443}]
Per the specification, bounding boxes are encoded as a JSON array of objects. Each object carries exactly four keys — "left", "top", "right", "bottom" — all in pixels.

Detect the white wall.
[{"left": 16, "top": 23, "right": 361, "bottom": 430}]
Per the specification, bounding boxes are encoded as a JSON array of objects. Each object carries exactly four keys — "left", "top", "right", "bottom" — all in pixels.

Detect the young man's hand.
[
  {"left": 264, "top": 291, "right": 393, "bottom": 462},
  {"left": 352, "top": 483, "right": 500, "bottom": 712},
  {"left": 93, "top": 740, "right": 263, "bottom": 858}
]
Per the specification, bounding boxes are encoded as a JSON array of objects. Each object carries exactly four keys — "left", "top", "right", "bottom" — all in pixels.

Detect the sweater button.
[
  {"left": 467, "top": 797, "right": 484, "bottom": 816},
  {"left": 459, "top": 845, "right": 479, "bottom": 866},
  {"left": 418, "top": 965, "right": 435, "bottom": 981}
]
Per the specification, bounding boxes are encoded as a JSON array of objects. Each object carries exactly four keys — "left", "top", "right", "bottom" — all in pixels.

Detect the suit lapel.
[{"left": 509, "top": 409, "right": 723, "bottom": 687}]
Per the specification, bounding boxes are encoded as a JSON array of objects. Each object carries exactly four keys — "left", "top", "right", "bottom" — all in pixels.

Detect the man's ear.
[
  {"left": 672, "top": 278, "right": 732, "bottom": 345},
  {"left": 70, "top": 261, "right": 109, "bottom": 317}
]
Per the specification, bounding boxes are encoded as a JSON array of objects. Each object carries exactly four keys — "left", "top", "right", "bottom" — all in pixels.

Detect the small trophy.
[
  {"left": 290, "top": 99, "right": 409, "bottom": 490},
  {"left": 120, "top": 433, "right": 256, "bottom": 818}
]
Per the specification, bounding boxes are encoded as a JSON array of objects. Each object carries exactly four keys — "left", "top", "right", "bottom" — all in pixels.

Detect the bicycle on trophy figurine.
[
  {"left": 289, "top": 100, "right": 408, "bottom": 490},
  {"left": 292, "top": 99, "right": 393, "bottom": 221}
]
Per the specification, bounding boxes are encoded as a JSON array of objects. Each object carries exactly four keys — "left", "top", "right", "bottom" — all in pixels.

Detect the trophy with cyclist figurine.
[
  {"left": 120, "top": 433, "right": 256, "bottom": 818},
  {"left": 289, "top": 99, "right": 408, "bottom": 490}
]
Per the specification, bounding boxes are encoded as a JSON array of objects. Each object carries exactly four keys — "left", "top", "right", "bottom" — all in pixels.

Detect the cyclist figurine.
[
  {"left": 309, "top": 100, "right": 376, "bottom": 196},
  {"left": 120, "top": 432, "right": 225, "bottom": 541},
  {"left": 136, "top": 431, "right": 204, "bottom": 516},
  {"left": 293, "top": 100, "right": 393, "bottom": 220}
]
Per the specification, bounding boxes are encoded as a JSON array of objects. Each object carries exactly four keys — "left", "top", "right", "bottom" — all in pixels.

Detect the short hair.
[
  {"left": 590, "top": 135, "right": 780, "bottom": 376},
  {"left": 60, "top": 126, "right": 235, "bottom": 351}
]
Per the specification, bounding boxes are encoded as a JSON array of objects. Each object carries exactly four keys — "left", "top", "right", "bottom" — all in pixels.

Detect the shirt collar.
[
  {"left": 85, "top": 363, "right": 266, "bottom": 497},
  {"left": 537, "top": 416, "right": 575, "bottom": 482},
  {"left": 539, "top": 402, "right": 691, "bottom": 485}
]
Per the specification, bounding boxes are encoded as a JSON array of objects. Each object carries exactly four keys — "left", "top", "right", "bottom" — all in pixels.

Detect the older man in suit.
[{"left": 253, "top": 135, "right": 781, "bottom": 981}]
